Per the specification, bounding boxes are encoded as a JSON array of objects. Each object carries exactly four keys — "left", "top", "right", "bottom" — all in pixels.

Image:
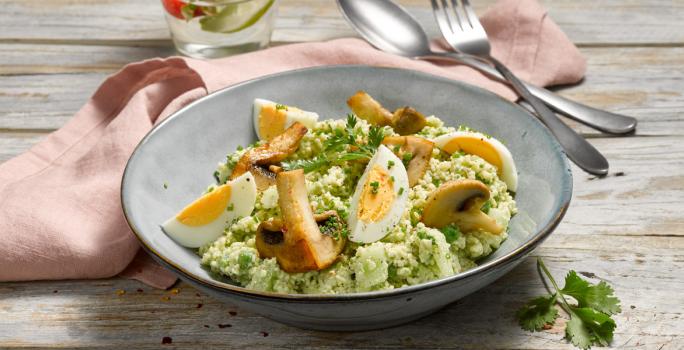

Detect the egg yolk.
[
  {"left": 258, "top": 104, "right": 287, "bottom": 141},
  {"left": 176, "top": 185, "right": 232, "bottom": 226},
  {"left": 358, "top": 165, "right": 395, "bottom": 223},
  {"left": 443, "top": 136, "right": 503, "bottom": 175}
]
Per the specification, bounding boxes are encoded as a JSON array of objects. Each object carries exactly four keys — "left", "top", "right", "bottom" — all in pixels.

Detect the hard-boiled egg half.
[
  {"left": 433, "top": 131, "right": 518, "bottom": 192},
  {"left": 162, "top": 172, "right": 257, "bottom": 248},
  {"left": 253, "top": 98, "right": 319, "bottom": 141},
  {"left": 348, "top": 145, "right": 409, "bottom": 243}
]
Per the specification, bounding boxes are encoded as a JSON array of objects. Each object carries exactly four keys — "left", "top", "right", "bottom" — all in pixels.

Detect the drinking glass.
[{"left": 161, "top": 0, "right": 280, "bottom": 58}]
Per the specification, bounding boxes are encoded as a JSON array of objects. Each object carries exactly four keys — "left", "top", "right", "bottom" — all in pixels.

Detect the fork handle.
[
  {"left": 487, "top": 56, "right": 609, "bottom": 176},
  {"left": 426, "top": 52, "right": 637, "bottom": 135}
]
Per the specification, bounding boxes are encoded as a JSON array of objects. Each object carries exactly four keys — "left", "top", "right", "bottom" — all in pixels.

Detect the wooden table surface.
[{"left": 1, "top": 1, "right": 682, "bottom": 349}]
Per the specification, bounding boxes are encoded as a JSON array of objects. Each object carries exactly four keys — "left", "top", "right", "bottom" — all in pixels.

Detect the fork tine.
[
  {"left": 430, "top": 0, "right": 458, "bottom": 43},
  {"left": 461, "top": 0, "right": 486, "bottom": 33},
  {"left": 443, "top": 0, "right": 463, "bottom": 32},
  {"left": 449, "top": 0, "right": 471, "bottom": 30}
]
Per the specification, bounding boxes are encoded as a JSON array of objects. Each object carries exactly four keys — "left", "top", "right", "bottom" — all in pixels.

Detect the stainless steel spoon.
[
  {"left": 337, "top": 0, "right": 611, "bottom": 175},
  {"left": 336, "top": 0, "right": 636, "bottom": 136}
]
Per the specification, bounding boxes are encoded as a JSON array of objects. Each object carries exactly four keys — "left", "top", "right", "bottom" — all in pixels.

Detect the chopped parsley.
[
  {"left": 226, "top": 203, "right": 234, "bottom": 212},
  {"left": 402, "top": 152, "right": 413, "bottom": 167},
  {"left": 163, "top": 182, "right": 168, "bottom": 189},
  {"left": 282, "top": 114, "right": 385, "bottom": 172},
  {"left": 439, "top": 224, "right": 461, "bottom": 243},
  {"left": 398, "top": 187, "right": 405, "bottom": 195},
  {"left": 417, "top": 230, "right": 435, "bottom": 243},
  {"left": 319, "top": 214, "right": 349, "bottom": 240},
  {"left": 238, "top": 251, "right": 253, "bottom": 270},
  {"left": 275, "top": 104, "right": 287, "bottom": 111},
  {"left": 481, "top": 201, "right": 492, "bottom": 214},
  {"left": 387, "top": 160, "right": 395, "bottom": 169},
  {"left": 369, "top": 181, "right": 380, "bottom": 194}
]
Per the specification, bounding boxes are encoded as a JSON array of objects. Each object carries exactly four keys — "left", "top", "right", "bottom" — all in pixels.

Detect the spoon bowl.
[{"left": 337, "top": 0, "right": 431, "bottom": 57}]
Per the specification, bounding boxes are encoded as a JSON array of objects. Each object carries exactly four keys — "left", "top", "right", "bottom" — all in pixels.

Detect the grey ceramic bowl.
[{"left": 122, "top": 65, "right": 572, "bottom": 331}]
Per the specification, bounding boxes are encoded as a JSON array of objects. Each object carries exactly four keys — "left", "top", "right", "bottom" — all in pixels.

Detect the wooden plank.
[
  {"left": 0, "top": 44, "right": 682, "bottom": 136},
  {"left": 0, "top": 239, "right": 681, "bottom": 349},
  {"left": 0, "top": 1, "right": 682, "bottom": 46}
]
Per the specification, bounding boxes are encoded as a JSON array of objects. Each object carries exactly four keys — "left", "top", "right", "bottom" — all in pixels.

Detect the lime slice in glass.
[{"left": 200, "top": 0, "right": 275, "bottom": 33}]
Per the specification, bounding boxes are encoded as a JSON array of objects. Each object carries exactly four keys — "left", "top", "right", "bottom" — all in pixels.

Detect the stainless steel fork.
[{"left": 431, "top": 0, "right": 609, "bottom": 175}]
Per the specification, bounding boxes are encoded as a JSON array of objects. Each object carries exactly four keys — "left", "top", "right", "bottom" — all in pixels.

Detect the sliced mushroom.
[
  {"left": 392, "top": 106, "right": 427, "bottom": 135},
  {"left": 347, "top": 91, "right": 393, "bottom": 126},
  {"left": 255, "top": 170, "right": 346, "bottom": 272},
  {"left": 230, "top": 122, "right": 308, "bottom": 190},
  {"left": 382, "top": 135, "right": 434, "bottom": 187},
  {"left": 421, "top": 179, "right": 503, "bottom": 234}
]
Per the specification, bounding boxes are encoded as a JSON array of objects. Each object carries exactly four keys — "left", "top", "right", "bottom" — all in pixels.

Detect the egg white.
[
  {"left": 348, "top": 145, "right": 409, "bottom": 243},
  {"left": 162, "top": 172, "right": 257, "bottom": 248},
  {"left": 433, "top": 131, "right": 518, "bottom": 192},
  {"left": 252, "top": 98, "right": 319, "bottom": 140}
]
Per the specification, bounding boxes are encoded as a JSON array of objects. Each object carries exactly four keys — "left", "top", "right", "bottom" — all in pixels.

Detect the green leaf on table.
[
  {"left": 565, "top": 307, "right": 617, "bottom": 349},
  {"left": 516, "top": 258, "right": 622, "bottom": 350},
  {"left": 561, "top": 271, "right": 622, "bottom": 315},
  {"left": 515, "top": 294, "right": 559, "bottom": 331}
]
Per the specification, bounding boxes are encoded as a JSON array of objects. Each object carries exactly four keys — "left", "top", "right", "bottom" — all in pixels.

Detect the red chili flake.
[
  {"left": 542, "top": 323, "right": 553, "bottom": 330},
  {"left": 53, "top": 290, "right": 58, "bottom": 293},
  {"left": 137, "top": 288, "right": 144, "bottom": 293},
  {"left": 229, "top": 311, "right": 237, "bottom": 316},
  {"left": 196, "top": 303, "right": 203, "bottom": 309},
  {"left": 260, "top": 331, "right": 269, "bottom": 337},
  {"left": 161, "top": 336, "right": 172, "bottom": 344},
  {"left": 203, "top": 325, "right": 210, "bottom": 328},
  {"left": 218, "top": 324, "right": 232, "bottom": 328}
]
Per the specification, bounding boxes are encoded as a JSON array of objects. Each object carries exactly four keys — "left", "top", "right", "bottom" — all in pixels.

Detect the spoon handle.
[
  {"left": 427, "top": 52, "right": 637, "bottom": 135},
  {"left": 488, "top": 56, "right": 609, "bottom": 176}
]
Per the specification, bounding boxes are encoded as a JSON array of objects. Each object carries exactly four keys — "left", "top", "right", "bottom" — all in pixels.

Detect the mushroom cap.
[
  {"left": 422, "top": 179, "right": 503, "bottom": 234},
  {"left": 392, "top": 106, "right": 427, "bottom": 135},
  {"left": 230, "top": 122, "right": 308, "bottom": 190},
  {"left": 347, "top": 90, "right": 393, "bottom": 126},
  {"left": 255, "top": 170, "right": 345, "bottom": 273},
  {"left": 382, "top": 135, "right": 434, "bottom": 187}
]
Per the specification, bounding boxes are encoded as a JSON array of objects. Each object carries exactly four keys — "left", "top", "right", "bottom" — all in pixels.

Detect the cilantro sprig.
[
  {"left": 517, "top": 258, "right": 621, "bottom": 349},
  {"left": 282, "top": 114, "right": 385, "bottom": 172}
]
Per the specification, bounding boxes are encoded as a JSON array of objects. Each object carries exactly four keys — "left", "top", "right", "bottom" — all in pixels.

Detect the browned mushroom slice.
[
  {"left": 347, "top": 91, "right": 393, "bottom": 126},
  {"left": 382, "top": 135, "right": 434, "bottom": 187},
  {"left": 392, "top": 106, "right": 427, "bottom": 135},
  {"left": 422, "top": 179, "right": 503, "bottom": 234},
  {"left": 230, "top": 122, "right": 308, "bottom": 190},
  {"left": 255, "top": 170, "right": 346, "bottom": 273}
]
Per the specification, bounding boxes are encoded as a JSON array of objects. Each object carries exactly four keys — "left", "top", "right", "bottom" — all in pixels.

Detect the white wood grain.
[
  {"left": 0, "top": 0, "right": 682, "bottom": 45},
  {"left": 0, "top": 45, "right": 682, "bottom": 136},
  {"left": 0, "top": 247, "right": 682, "bottom": 349}
]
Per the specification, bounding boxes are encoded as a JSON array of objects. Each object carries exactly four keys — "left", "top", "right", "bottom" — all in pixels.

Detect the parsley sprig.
[
  {"left": 282, "top": 114, "right": 385, "bottom": 172},
  {"left": 517, "top": 258, "right": 621, "bottom": 349}
]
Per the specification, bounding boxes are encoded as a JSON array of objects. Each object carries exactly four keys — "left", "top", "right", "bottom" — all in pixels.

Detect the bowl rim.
[{"left": 121, "top": 64, "right": 573, "bottom": 302}]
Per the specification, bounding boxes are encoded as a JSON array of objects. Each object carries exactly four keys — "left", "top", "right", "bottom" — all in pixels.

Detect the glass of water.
[{"left": 161, "top": 0, "right": 279, "bottom": 58}]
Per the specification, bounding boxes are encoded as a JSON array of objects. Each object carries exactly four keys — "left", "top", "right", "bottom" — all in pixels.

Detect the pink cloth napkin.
[{"left": 0, "top": 0, "right": 585, "bottom": 289}]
